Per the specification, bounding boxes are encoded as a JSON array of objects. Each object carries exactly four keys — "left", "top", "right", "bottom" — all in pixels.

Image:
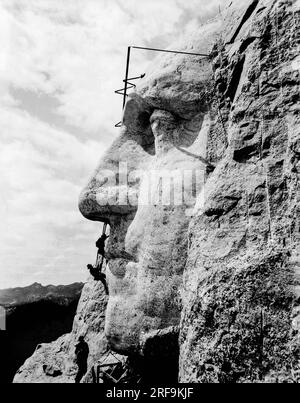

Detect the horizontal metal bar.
[
  {"left": 123, "top": 74, "right": 145, "bottom": 82},
  {"left": 132, "top": 46, "right": 208, "bottom": 57}
]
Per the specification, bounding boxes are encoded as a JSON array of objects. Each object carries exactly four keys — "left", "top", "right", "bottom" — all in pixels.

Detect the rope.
[{"left": 175, "top": 145, "right": 215, "bottom": 169}]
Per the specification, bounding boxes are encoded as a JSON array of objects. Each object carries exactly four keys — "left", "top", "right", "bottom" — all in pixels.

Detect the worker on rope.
[
  {"left": 86, "top": 224, "right": 109, "bottom": 294},
  {"left": 74, "top": 336, "right": 89, "bottom": 383},
  {"left": 95, "top": 233, "right": 109, "bottom": 272},
  {"left": 87, "top": 264, "right": 109, "bottom": 295}
]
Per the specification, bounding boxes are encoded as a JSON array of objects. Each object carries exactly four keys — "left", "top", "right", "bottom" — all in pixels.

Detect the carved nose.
[
  {"left": 78, "top": 148, "right": 137, "bottom": 223},
  {"left": 79, "top": 95, "right": 155, "bottom": 224},
  {"left": 150, "top": 110, "right": 177, "bottom": 155}
]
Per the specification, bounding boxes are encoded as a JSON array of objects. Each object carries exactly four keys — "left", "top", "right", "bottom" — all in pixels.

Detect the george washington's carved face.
[{"left": 79, "top": 20, "right": 220, "bottom": 355}]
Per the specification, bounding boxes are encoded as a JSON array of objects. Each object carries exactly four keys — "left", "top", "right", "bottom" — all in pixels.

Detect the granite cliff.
[
  {"left": 14, "top": 0, "right": 300, "bottom": 383},
  {"left": 180, "top": 0, "right": 300, "bottom": 383}
]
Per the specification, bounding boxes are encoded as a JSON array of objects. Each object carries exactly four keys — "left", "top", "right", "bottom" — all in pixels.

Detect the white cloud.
[
  {"left": 0, "top": 106, "right": 104, "bottom": 288},
  {"left": 1, "top": 0, "right": 221, "bottom": 134}
]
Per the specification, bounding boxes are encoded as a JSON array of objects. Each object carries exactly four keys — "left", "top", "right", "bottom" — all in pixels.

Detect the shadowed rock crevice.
[
  {"left": 227, "top": 0, "right": 260, "bottom": 44},
  {"left": 225, "top": 55, "right": 246, "bottom": 103},
  {"left": 239, "top": 36, "right": 258, "bottom": 53}
]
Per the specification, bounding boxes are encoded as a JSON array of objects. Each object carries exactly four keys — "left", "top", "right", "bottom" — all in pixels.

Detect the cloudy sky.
[{"left": 0, "top": 0, "right": 221, "bottom": 289}]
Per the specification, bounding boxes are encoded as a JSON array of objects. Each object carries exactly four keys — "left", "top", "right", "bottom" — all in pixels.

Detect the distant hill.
[
  {"left": 0, "top": 282, "right": 84, "bottom": 383},
  {"left": 0, "top": 282, "right": 83, "bottom": 307}
]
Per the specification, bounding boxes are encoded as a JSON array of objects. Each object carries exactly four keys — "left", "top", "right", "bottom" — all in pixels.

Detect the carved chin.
[
  {"left": 105, "top": 259, "right": 183, "bottom": 355},
  {"left": 104, "top": 296, "right": 143, "bottom": 355}
]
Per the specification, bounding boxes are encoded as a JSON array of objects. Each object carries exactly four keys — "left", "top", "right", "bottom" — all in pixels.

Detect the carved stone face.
[{"left": 79, "top": 21, "right": 220, "bottom": 355}]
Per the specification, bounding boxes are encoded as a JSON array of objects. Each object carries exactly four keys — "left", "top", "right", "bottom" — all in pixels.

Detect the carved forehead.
[{"left": 135, "top": 18, "right": 222, "bottom": 118}]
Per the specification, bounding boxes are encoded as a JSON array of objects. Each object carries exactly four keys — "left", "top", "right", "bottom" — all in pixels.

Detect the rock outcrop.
[
  {"left": 13, "top": 278, "right": 109, "bottom": 383},
  {"left": 14, "top": 0, "right": 300, "bottom": 383}
]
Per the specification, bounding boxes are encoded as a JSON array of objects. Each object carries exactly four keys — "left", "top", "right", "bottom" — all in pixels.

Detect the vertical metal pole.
[{"left": 123, "top": 46, "right": 131, "bottom": 109}]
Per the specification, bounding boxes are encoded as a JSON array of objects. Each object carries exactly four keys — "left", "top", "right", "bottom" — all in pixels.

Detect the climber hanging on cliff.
[
  {"left": 75, "top": 336, "right": 89, "bottom": 383},
  {"left": 95, "top": 233, "right": 109, "bottom": 272},
  {"left": 87, "top": 264, "right": 109, "bottom": 295}
]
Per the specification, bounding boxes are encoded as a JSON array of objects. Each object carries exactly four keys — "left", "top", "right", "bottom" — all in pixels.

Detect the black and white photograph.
[{"left": 0, "top": 0, "right": 299, "bottom": 390}]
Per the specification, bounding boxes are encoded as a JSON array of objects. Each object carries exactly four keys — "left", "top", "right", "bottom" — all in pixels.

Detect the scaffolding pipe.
[
  {"left": 115, "top": 46, "right": 209, "bottom": 127},
  {"left": 123, "top": 47, "right": 131, "bottom": 109}
]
